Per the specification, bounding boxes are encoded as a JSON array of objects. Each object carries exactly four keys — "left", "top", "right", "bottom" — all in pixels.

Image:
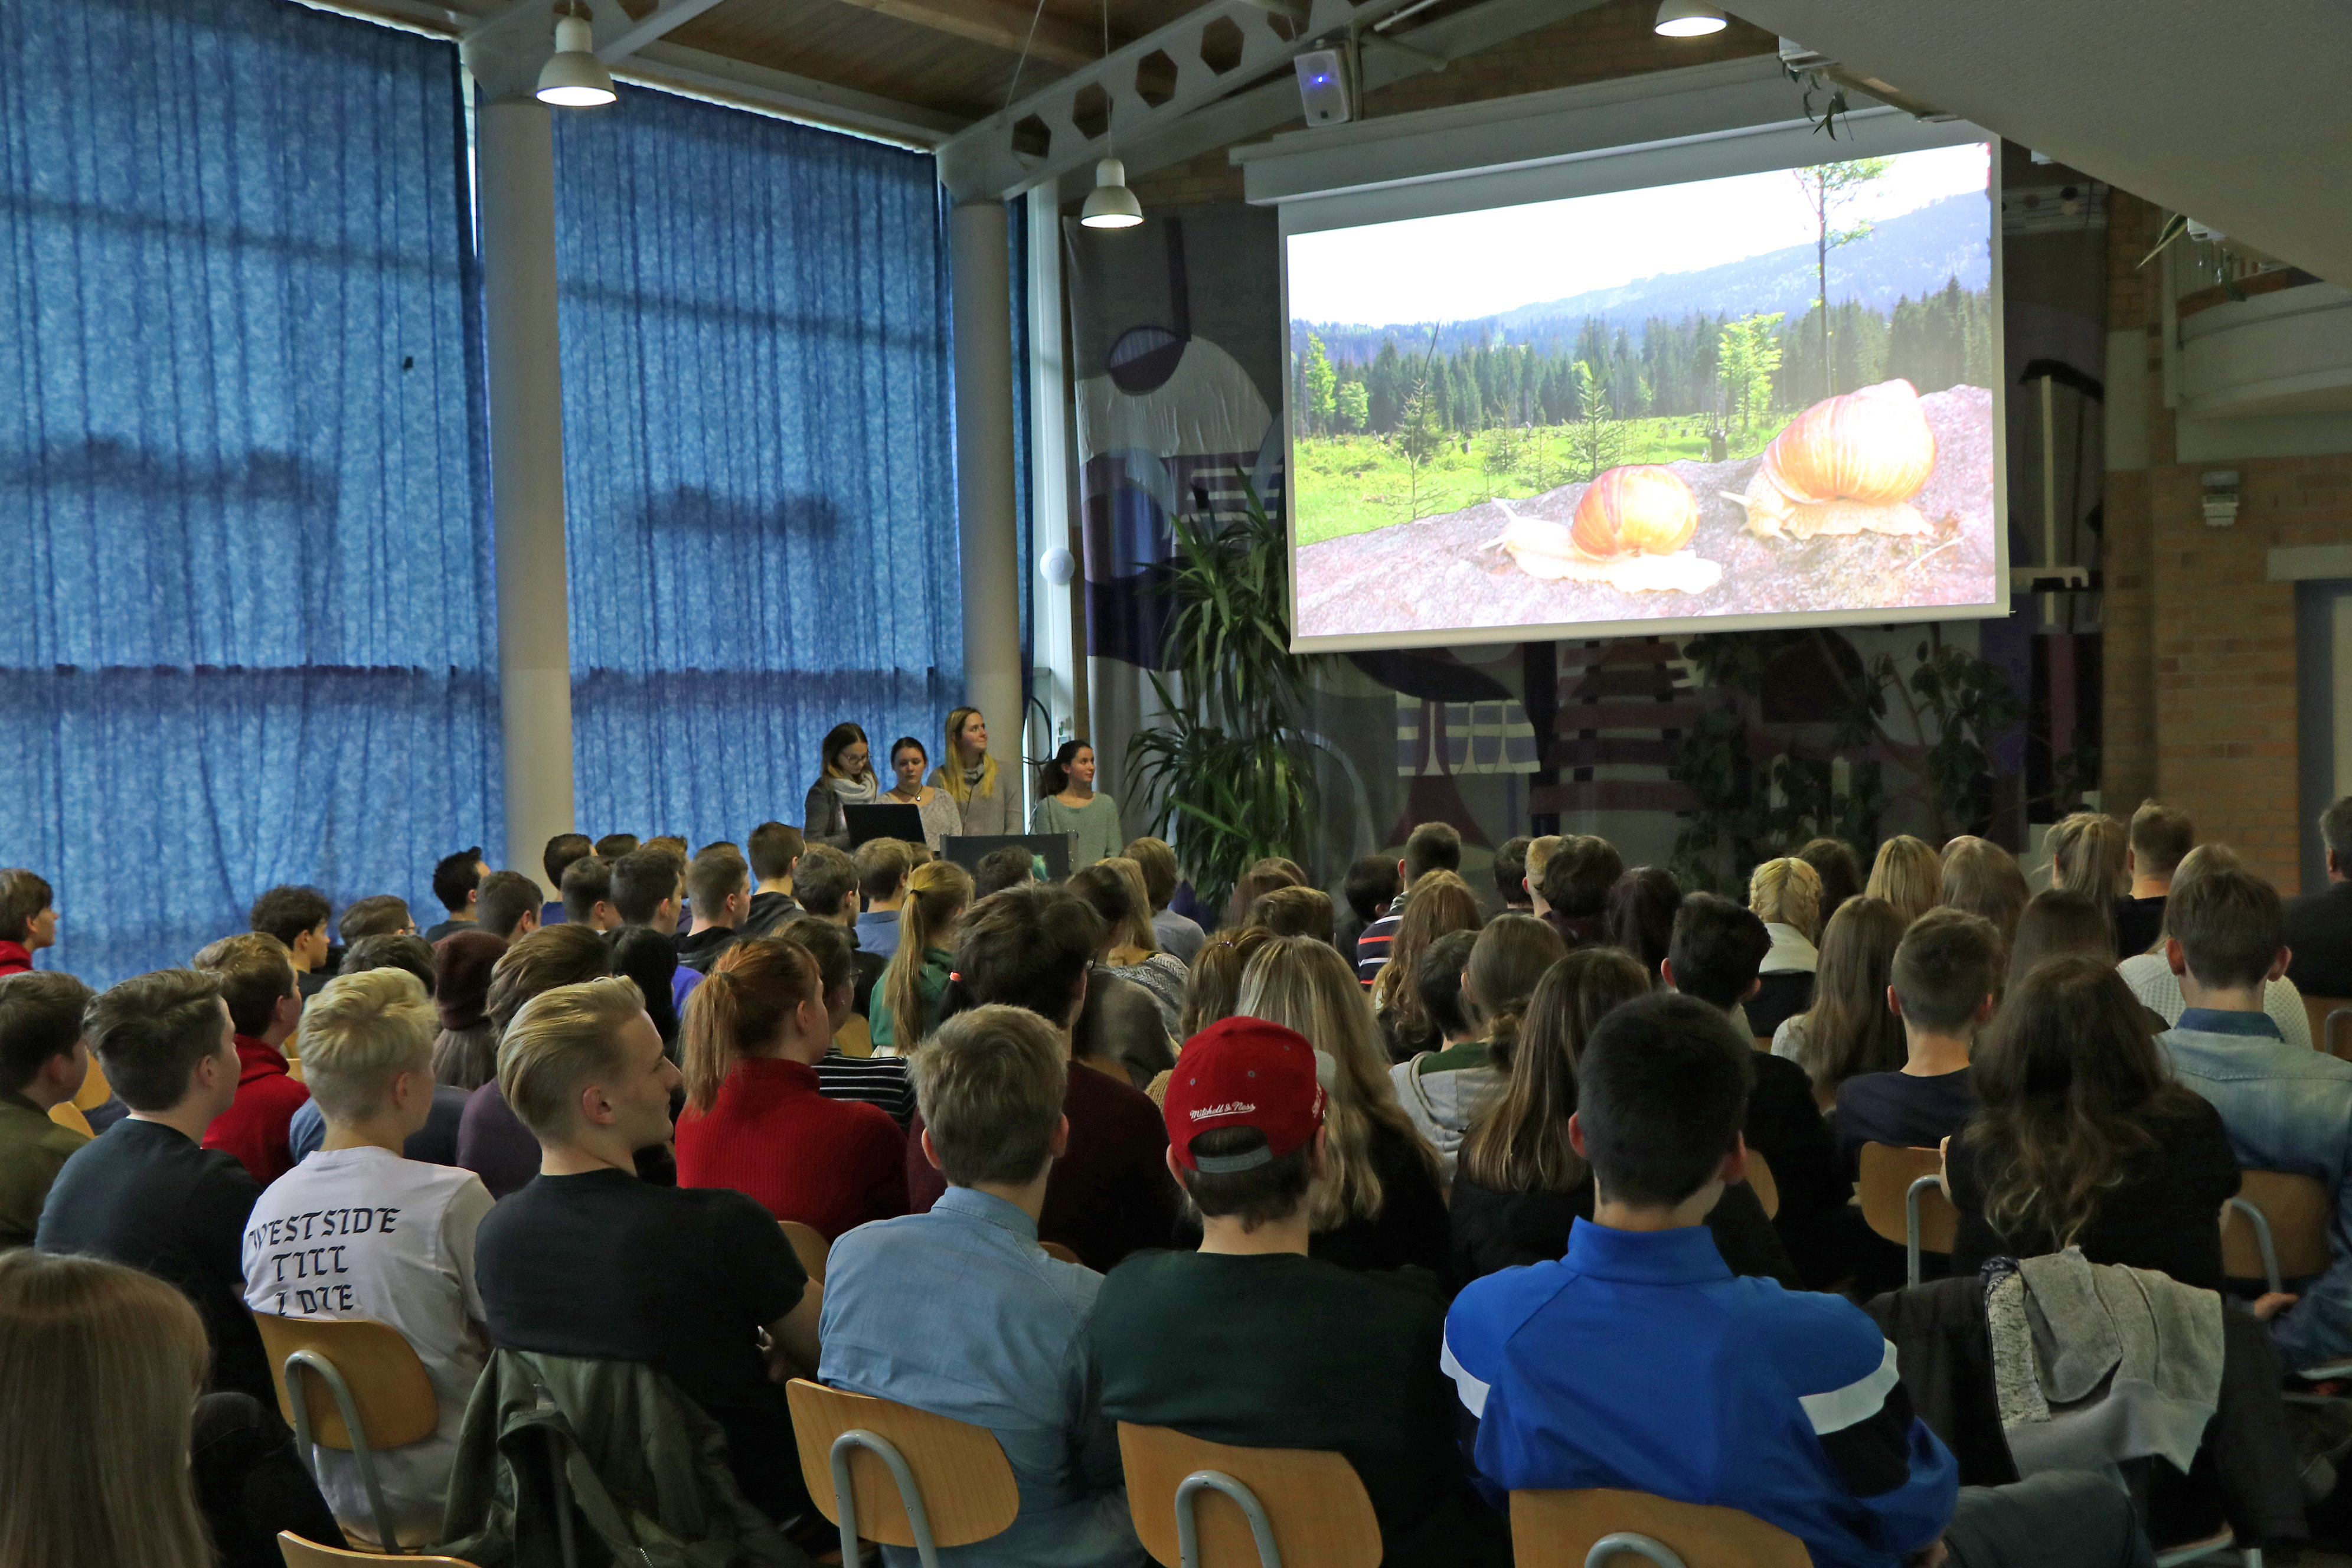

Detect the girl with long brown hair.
[
  {"left": 1939, "top": 835, "right": 2030, "bottom": 946},
  {"left": 675, "top": 936, "right": 908, "bottom": 1238},
  {"left": 2043, "top": 811, "right": 2127, "bottom": 901},
  {"left": 1371, "top": 869, "right": 1483, "bottom": 1061},
  {"left": 1070, "top": 859, "right": 1188, "bottom": 1035},
  {"left": 1237, "top": 934, "right": 1449, "bottom": 1275},
  {"left": 1771, "top": 895, "right": 1909, "bottom": 1109},
  {"left": 873, "top": 860, "right": 971, "bottom": 1053},
  {"left": 1946, "top": 955, "right": 2252, "bottom": 1295},
  {"left": 1449, "top": 949, "right": 1794, "bottom": 1288},
  {"left": 1389, "top": 914, "right": 1564, "bottom": 1175}
]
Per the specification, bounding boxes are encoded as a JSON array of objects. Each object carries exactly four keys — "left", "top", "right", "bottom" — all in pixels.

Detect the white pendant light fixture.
[
  {"left": 1652, "top": 0, "right": 1728, "bottom": 36},
  {"left": 537, "top": 8, "right": 617, "bottom": 107},
  {"left": 1077, "top": 0, "right": 1143, "bottom": 229}
]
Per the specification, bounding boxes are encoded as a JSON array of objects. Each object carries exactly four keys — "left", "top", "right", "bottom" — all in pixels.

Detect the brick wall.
[
  {"left": 2104, "top": 191, "right": 2352, "bottom": 888},
  {"left": 1128, "top": 0, "right": 1777, "bottom": 209}
]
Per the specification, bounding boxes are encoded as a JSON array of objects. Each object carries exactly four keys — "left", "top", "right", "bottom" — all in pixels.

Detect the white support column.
[
  {"left": 1026, "top": 186, "right": 1077, "bottom": 762},
  {"left": 476, "top": 94, "right": 577, "bottom": 891},
  {"left": 950, "top": 198, "right": 1026, "bottom": 802}
]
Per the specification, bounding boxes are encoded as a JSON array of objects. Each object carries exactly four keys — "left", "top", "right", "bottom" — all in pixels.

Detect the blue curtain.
[
  {"left": 554, "top": 90, "right": 961, "bottom": 845},
  {"left": 0, "top": 0, "right": 496, "bottom": 985}
]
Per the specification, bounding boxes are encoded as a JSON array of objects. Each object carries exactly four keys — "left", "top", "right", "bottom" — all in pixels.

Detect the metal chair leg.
[
  {"left": 283, "top": 1350, "right": 398, "bottom": 1553},
  {"left": 828, "top": 1426, "right": 943, "bottom": 1568},
  {"left": 1905, "top": 1175, "right": 1939, "bottom": 1288},
  {"left": 1174, "top": 1469, "right": 1283, "bottom": 1568},
  {"left": 1585, "top": 1534, "right": 1690, "bottom": 1568},
  {"left": 2226, "top": 1196, "right": 2282, "bottom": 1295}
]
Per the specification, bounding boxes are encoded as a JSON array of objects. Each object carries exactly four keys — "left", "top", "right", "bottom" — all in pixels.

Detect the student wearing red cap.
[{"left": 1090, "top": 1016, "right": 1510, "bottom": 1568}]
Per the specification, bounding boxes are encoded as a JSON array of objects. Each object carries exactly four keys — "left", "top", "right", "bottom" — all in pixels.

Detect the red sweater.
[
  {"left": 0, "top": 941, "right": 31, "bottom": 978},
  {"left": 201, "top": 1036, "right": 309, "bottom": 1185},
  {"left": 676, "top": 1056, "right": 907, "bottom": 1240}
]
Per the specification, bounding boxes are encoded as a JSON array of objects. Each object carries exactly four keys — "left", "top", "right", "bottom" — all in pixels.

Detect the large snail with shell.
[
  {"left": 1732, "top": 378, "right": 1938, "bottom": 541},
  {"left": 1485, "top": 464, "right": 1723, "bottom": 594}
]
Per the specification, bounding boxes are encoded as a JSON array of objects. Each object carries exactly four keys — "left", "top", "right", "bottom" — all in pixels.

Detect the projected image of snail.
[
  {"left": 1485, "top": 465, "right": 1723, "bottom": 595},
  {"left": 1732, "top": 378, "right": 1939, "bottom": 542}
]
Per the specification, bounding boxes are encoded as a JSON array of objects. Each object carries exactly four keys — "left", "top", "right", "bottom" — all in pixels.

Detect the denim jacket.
[{"left": 2162, "top": 1009, "right": 2352, "bottom": 1370}]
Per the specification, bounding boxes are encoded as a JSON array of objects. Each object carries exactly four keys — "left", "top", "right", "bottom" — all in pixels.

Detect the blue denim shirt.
[
  {"left": 2163, "top": 1008, "right": 2352, "bottom": 1368},
  {"left": 818, "top": 1187, "right": 1145, "bottom": 1568}
]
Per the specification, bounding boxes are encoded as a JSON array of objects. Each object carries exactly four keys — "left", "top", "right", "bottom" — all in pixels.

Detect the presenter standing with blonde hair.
[{"left": 932, "top": 707, "right": 1018, "bottom": 837}]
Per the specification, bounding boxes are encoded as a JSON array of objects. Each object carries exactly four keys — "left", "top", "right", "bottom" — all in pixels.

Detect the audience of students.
[
  {"left": 473, "top": 976, "right": 819, "bottom": 1524},
  {"left": 540, "top": 833, "right": 594, "bottom": 927},
  {"left": 1245, "top": 883, "right": 1337, "bottom": 946},
  {"left": 1033, "top": 740, "right": 1123, "bottom": 869},
  {"left": 0, "top": 972, "right": 93, "bottom": 1247},
  {"left": 610, "top": 925, "right": 684, "bottom": 1051},
  {"left": 805, "top": 721, "right": 881, "bottom": 850},
  {"left": 1338, "top": 851, "right": 1402, "bottom": 968},
  {"left": 1355, "top": 822, "right": 1463, "bottom": 982},
  {"left": 2121, "top": 845, "right": 2313, "bottom": 1045},
  {"left": 429, "top": 929, "right": 507, "bottom": 1090},
  {"left": 933, "top": 706, "right": 1020, "bottom": 838},
  {"left": 2120, "top": 798, "right": 2195, "bottom": 959},
  {"left": 289, "top": 942, "right": 470, "bottom": 1168},
  {"left": 1370, "top": 869, "right": 1483, "bottom": 1060},
  {"left": 1174, "top": 923, "right": 1276, "bottom": 1044},
  {"left": 472, "top": 870, "right": 541, "bottom": 945},
  {"left": 455, "top": 925, "right": 613, "bottom": 1200},
  {"left": 1602, "top": 864, "right": 1680, "bottom": 979},
  {"left": 1832, "top": 906, "right": 2000, "bottom": 1175},
  {"left": 974, "top": 844, "right": 1039, "bottom": 900},
  {"left": 1123, "top": 837, "right": 1203, "bottom": 965},
  {"left": 1443, "top": 990, "right": 2154, "bottom": 1568},
  {"left": 1945, "top": 955, "right": 2246, "bottom": 1295},
  {"left": 1865, "top": 833, "right": 1940, "bottom": 927},
  {"left": 674, "top": 938, "right": 907, "bottom": 1239},
  {"left": 1389, "top": 914, "right": 1563, "bottom": 1174},
  {"left": 1491, "top": 834, "right": 1534, "bottom": 915},
  {"left": 2159, "top": 861, "right": 2352, "bottom": 1370},
  {"left": 739, "top": 821, "right": 805, "bottom": 938},
  {"left": 1096, "top": 1015, "right": 1510, "bottom": 1568},
  {"left": 674, "top": 846, "right": 752, "bottom": 974},
  {"left": 822, "top": 1004, "right": 1146, "bottom": 1568},
  {"left": 871, "top": 860, "right": 970, "bottom": 1053},
  {"left": 189, "top": 933, "right": 312, "bottom": 1184},
  {"left": 339, "top": 894, "right": 416, "bottom": 945},
  {"left": 780, "top": 916, "right": 913, "bottom": 1123},
  {"left": 424, "top": 849, "right": 489, "bottom": 943},
  {"left": 1521, "top": 834, "right": 1563, "bottom": 919},
  {"left": 1746, "top": 855, "right": 1821, "bottom": 1039},
  {"left": 1070, "top": 861, "right": 1187, "bottom": 1035},
  {"left": 2045, "top": 809, "right": 2127, "bottom": 903},
  {"left": 1224, "top": 856, "right": 1305, "bottom": 931},
  {"left": 1536, "top": 836, "right": 1624, "bottom": 950},
  {"left": 1772, "top": 895, "right": 1909, "bottom": 1109},
  {"left": 249, "top": 885, "right": 334, "bottom": 999},
  {"left": 593, "top": 832, "right": 639, "bottom": 860},
  {"left": 847, "top": 837, "right": 911, "bottom": 963},
  {"left": 242, "top": 968, "right": 492, "bottom": 1546},
  {"left": 0, "top": 868, "right": 58, "bottom": 976},
  {"left": 1938, "top": 835, "right": 2030, "bottom": 945},
  {"left": 2288, "top": 793, "right": 2352, "bottom": 999},
  {"left": 793, "top": 842, "right": 883, "bottom": 1015},
  {"left": 1796, "top": 835, "right": 1864, "bottom": 926},
  {"left": 37, "top": 968, "right": 275, "bottom": 1410},
  {"left": 1449, "top": 946, "right": 1795, "bottom": 1290}
]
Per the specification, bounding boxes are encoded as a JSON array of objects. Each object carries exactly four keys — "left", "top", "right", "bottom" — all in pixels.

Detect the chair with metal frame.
[
  {"left": 1857, "top": 1143, "right": 1958, "bottom": 1288},
  {"left": 252, "top": 1312, "right": 441, "bottom": 1554},
  {"left": 277, "top": 1532, "right": 481, "bottom": 1567},
  {"left": 1040, "top": 1239, "right": 1083, "bottom": 1265},
  {"left": 1117, "top": 1421, "right": 1382, "bottom": 1568},
  {"left": 1743, "top": 1150, "right": 1779, "bottom": 1222},
  {"left": 780, "top": 1219, "right": 832, "bottom": 1285},
  {"left": 1507, "top": 1488, "right": 1807, "bottom": 1568},
  {"left": 786, "top": 1378, "right": 1019, "bottom": 1567},
  {"left": 2220, "top": 1168, "right": 2352, "bottom": 1383}
]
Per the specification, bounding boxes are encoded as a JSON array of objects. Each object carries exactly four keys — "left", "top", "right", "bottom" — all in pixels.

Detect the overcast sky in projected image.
[{"left": 1286, "top": 142, "right": 1991, "bottom": 329}]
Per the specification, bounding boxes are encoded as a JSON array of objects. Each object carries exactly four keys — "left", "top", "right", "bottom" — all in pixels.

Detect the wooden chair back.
[
  {"left": 1510, "top": 1489, "right": 1809, "bottom": 1568},
  {"left": 49, "top": 1050, "right": 111, "bottom": 1135},
  {"left": 779, "top": 1220, "right": 832, "bottom": 1285},
  {"left": 2222, "top": 1169, "right": 2334, "bottom": 1283},
  {"left": 1117, "top": 1421, "right": 1383, "bottom": 1568},
  {"left": 1743, "top": 1150, "right": 1779, "bottom": 1221},
  {"left": 1040, "top": 1240, "right": 1083, "bottom": 1266},
  {"left": 785, "top": 1379, "right": 1019, "bottom": 1549},
  {"left": 47, "top": 1101, "right": 92, "bottom": 1137},
  {"left": 835, "top": 1012, "right": 874, "bottom": 1058},
  {"left": 279, "top": 1532, "right": 481, "bottom": 1566},
  {"left": 1857, "top": 1143, "right": 1956, "bottom": 1254},
  {"left": 2301, "top": 994, "right": 2352, "bottom": 1057},
  {"left": 251, "top": 1314, "right": 439, "bottom": 1451}
]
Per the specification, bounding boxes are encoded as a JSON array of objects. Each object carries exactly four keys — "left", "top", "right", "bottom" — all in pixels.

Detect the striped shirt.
[
  {"left": 814, "top": 1050, "right": 916, "bottom": 1127},
  {"left": 1354, "top": 906, "right": 1404, "bottom": 986}
]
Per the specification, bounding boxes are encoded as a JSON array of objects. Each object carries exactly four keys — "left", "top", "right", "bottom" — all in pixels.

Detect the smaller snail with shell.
[
  {"left": 1484, "top": 465, "right": 1723, "bottom": 595},
  {"left": 1729, "top": 378, "right": 1938, "bottom": 542}
]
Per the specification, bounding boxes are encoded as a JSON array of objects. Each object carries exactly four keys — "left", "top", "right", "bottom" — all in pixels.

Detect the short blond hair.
[
  {"left": 299, "top": 968, "right": 434, "bottom": 1121},
  {"left": 910, "top": 1005, "right": 1067, "bottom": 1187},
  {"left": 1749, "top": 857, "right": 1824, "bottom": 942},
  {"left": 498, "top": 976, "right": 647, "bottom": 1139},
  {"left": 1524, "top": 835, "right": 1565, "bottom": 888}
]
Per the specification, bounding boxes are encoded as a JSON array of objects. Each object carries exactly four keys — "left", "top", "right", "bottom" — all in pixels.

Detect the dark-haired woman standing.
[
  {"left": 802, "top": 723, "right": 879, "bottom": 849},
  {"left": 1030, "top": 739, "right": 1122, "bottom": 868}
]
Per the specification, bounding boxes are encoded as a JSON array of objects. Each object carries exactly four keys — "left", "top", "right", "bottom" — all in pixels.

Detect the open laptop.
[{"left": 843, "top": 802, "right": 927, "bottom": 849}]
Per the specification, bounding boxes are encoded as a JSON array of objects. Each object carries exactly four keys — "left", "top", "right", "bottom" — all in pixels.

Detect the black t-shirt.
[
  {"left": 36, "top": 1118, "right": 272, "bottom": 1410},
  {"left": 1946, "top": 1095, "right": 2240, "bottom": 1289},
  {"left": 1745, "top": 1050, "right": 1845, "bottom": 1228},
  {"left": 1834, "top": 1067, "right": 1977, "bottom": 1177},
  {"left": 1312, "top": 1119, "right": 1451, "bottom": 1276},
  {"left": 2286, "top": 883, "right": 2352, "bottom": 1002},
  {"left": 1747, "top": 971, "right": 1815, "bottom": 1041},
  {"left": 1093, "top": 1250, "right": 1509, "bottom": 1568},
  {"left": 475, "top": 1169, "right": 809, "bottom": 1519},
  {"left": 1448, "top": 1173, "right": 1796, "bottom": 1291},
  {"left": 2115, "top": 894, "right": 2170, "bottom": 963}
]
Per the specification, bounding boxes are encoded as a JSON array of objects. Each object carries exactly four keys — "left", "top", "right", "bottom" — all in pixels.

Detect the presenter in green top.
[{"left": 1030, "top": 740, "right": 1123, "bottom": 870}]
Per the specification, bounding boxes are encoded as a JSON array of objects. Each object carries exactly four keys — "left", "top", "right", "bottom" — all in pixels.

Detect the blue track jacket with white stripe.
[{"left": 1443, "top": 1219, "right": 1956, "bottom": 1567}]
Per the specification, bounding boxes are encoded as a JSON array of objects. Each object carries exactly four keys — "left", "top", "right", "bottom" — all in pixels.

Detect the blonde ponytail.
[
  {"left": 680, "top": 939, "right": 821, "bottom": 1113},
  {"left": 883, "top": 861, "right": 973, "bottom": 1050}
]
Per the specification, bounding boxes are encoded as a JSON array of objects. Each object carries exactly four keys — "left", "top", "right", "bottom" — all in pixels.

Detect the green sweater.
[
  {"left": 1031, "top": 792, "right": 1125, "bottom": 870},
  {"left": 870, "top": 946, "right": 952, "bottom": 1054},
  {"left": 0, "top": 1090, "right": 87, "bottom": 1248}
]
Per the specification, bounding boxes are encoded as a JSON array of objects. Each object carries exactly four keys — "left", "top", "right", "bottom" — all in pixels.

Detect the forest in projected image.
[{"left": 1285, "top": 142, "right": 2000, "bottom": 645}]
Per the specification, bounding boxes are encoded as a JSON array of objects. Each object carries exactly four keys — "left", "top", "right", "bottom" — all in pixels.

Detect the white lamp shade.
[
  {"left": 537, "top": 15, "right": 616, "bottom": 107},
  {"left": 1080, "top": 158, "right": 1143, "bottom": 229},
  {"left": 1653, "top": 0, "right": 1728, "bottom": 35}
]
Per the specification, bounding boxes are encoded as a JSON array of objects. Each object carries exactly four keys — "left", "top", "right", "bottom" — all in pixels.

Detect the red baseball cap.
[{"left": 1163, "top": 1016, "right": 1327, "bottom": 1172}]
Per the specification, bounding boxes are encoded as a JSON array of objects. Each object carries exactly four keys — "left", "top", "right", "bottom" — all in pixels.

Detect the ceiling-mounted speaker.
[{"left": 1294, "top": 48, "right": 1353, "bottom": 127}]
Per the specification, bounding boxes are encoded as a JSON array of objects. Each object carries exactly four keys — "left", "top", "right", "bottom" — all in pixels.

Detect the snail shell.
[
  {"left": 1571, "top": 465, "right": 1700, "bottom": 560},
  {"left": 1745, "top": 378, "right": 1937, "bottom": 535}
]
